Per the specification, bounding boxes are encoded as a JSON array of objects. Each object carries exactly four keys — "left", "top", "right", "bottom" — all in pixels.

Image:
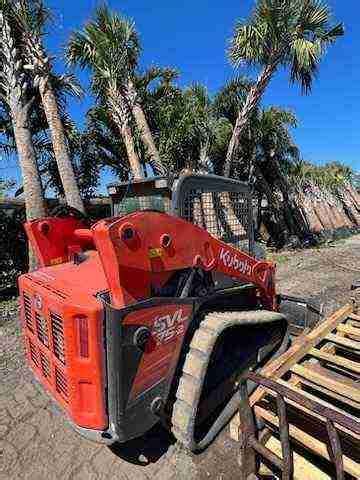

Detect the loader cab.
[
  {"left": 107, "top": 174, "right": 256, "bottom": 256},
  {"left": 108, "top": 176, "right": 173, "bottom": 217}
]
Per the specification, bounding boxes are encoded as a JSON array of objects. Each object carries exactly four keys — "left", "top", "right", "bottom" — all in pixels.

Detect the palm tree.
[
  {"left": 0, "top": 64, "right": 93, "bottom": 199},
  {"left": 13, "top": 0, "right": 85, "bottom": 212},
  {"left": 0, "top": 177, "right": 12, "bottom": 198},
  {"left": 0, "top": 7, "right": 46, "bottom": 221},
  {"left": 224, "top": 0, "right": 344, "bottom": 177},
  {"left": 254, "top": 107, "right": 309, "bottom": 236},
  {"left": 83, "top": 104, "right": 132, "bottom": 180},
  {"left": 288, "top": 160, "right": 359, "bottom": 232},
  {"left": 212, "top": 77, "right": 257, "bottom": 179},
  {"left": 67, "top": 5, "right": 165, "bottom": 178}
]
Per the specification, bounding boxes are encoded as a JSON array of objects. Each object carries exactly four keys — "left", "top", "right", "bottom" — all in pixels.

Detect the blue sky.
[{"left": 2, "top": 0, "right": 359, "bottom": 193}]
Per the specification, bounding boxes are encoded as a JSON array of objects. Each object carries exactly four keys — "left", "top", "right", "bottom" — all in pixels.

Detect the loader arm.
[
  {"left": 92, "top": 211, "right": 276, "bottom": 310},
  {"left": 24, "top": 210, "right": 276, "bottom": 310}
]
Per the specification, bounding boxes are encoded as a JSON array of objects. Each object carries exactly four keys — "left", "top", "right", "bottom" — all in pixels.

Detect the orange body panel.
[
  {"left": 24, "top": 217, "right": 94, "bottom": 267},
  {"left": 19, "top": 251, "right": 108, "bottom": 430}
]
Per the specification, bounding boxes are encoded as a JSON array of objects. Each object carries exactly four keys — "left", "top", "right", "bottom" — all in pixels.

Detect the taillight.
[{"left": 78, "top": 316, "right": 89, "bottom": 358}]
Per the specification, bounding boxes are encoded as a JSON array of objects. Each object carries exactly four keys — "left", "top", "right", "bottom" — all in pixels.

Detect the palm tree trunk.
[
  {"left": 299, "top": 193, "right": 323, "bottom": 233},
  {"left": 10, "top": 99, "right": 46, "bottom": 272},
  {"left": 224, "top": 62, "right": 278, "bottom": 177},
  {"left": 108, "top": 88, "right": 144, "bottom": 179},
  {"left": 347, "top": 185, "right": 360, "bottom": 209},
  {"left": 120, "top": 122, "right": 144, "bottom": 179},
  {"left": 11, "top": 106, "right": 46, "bottom": 220},
  {"left": 314, "top": 198, "right": 333, "bottom": 230},
  {"left": 131, "top": 103, "right": 164, "bottom": 175},
  {"left": 254, "top": 163, "right": 289, "bottom": 245},
  {"left": 268, "top": 157, "right": 308, "bottom": 236},
  {"left": 127, "top": 80, "right": 165, "bottom": 176},
  {"left": 39, "top": 81, "right": 85, "bottom": 213},
  {"left": 1, "top": 12, "right": 45, "bottom": 271},
  {"left": 342, "top": 188, "right": 360, "bottom": 226},
  {"left": 0, "top": 14, "right": 45, "bottom": 220}
]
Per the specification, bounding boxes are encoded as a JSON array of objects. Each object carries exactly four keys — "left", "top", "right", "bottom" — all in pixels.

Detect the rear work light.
[{"left": 78, "top": 316, "right": 89, "bottom": 358}]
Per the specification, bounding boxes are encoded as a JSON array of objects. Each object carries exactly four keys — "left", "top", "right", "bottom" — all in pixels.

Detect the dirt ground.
[{"left": 1, "top": 234, "right": 360, "bottom": 480}]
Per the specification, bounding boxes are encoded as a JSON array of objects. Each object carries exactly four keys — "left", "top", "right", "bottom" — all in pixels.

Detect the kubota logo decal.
[
  {"left": 219, "top": 248, "right": 252, "bottom": 276},
  {"left": 34, "top": 294, "right": 43, "bottom": 310},
  {"left": 153, "top": 309, "right": 189, "bottom": 345}
]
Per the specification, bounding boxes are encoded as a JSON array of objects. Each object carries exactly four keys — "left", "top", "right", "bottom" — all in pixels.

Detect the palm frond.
[
  {"left": 297, "top": 0, "right": 330, "bottom": 28},
  {"left": 50, "top": 73, "right": 84, "bottom": 102},
  {"left": 228, "top": 0, "right": 343, "bottom": 95},
  {"left": 135, "top": 66, "right": 179, "bottom": 91},
  {"left": 11, "top": 0, "right": 51, "bottom": 36},
  {"left": 290, "top": 38, "right": 322, "bottom": 92},
  {"left": 213, "top": 76, "right": 254, "bottom": 125},
  {"left": 228, "top": 23, "right": 266, "bottom": 67},
  {"left": 66, "top": 4, "right": 140, "bottom": 96},
  {"left": 318, "top": 23, "right": 345, "bottom": 43}
]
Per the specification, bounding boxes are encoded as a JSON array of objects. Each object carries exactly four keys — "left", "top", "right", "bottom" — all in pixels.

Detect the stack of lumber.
[{"left": 230, "top": 304, "right": 360, "bottom": 479}]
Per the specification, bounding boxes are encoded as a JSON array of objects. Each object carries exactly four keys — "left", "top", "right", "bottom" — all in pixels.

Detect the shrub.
[{"left": 0, "top": 207, "right": 28, "bottom": 293}]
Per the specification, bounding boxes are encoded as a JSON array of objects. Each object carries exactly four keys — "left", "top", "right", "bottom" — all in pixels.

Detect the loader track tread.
[{"left": 171, "top": 310, "right": 287, "bottom": 451}]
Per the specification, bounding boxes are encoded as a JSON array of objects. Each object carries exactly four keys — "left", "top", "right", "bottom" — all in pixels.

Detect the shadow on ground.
[{"left": 109, "top": 423, "right": 176, "bottom": 466}]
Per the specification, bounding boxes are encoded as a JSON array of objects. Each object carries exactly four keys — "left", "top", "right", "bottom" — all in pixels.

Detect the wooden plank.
[
  {"left": 253, "top": 305, "right": 352, "bottom": 401},
  {"left": 309, "top": 348, "right": 360, "bottom": 375},
  {"left": 262, "top": 436, "right": 332, "bottom": 480},
  {"left": 349, "top": 313, "right": 360, "bottom": 323},
  {"left": 291, "top": 365, "right": 360, "bottom": 403},
  {"left": 326, "top": 333, "right": 360, "bottom": 352},
  {"left": 299, "top": 378, "right": 360, "bottom": 411},
  {"left": 248, "top": 371, "right": 360, "bottom": 436},
  {"left": 336, "top": 324, "right": 360, "bottom": 341},
  {"left": 347, "top": 320, "right": 360, "bottom": 329},
  {"left": 272, "top": 379, "right": 360, "bottom": 440},
  {"left": 254, "top": 406, "right": 360, "bottom": 479},
  {"left": 230, "top": 305, "right": 353, "bottom": 440},
  {"left": 260, "top": 394, "right": 358, "bottom": 442}
]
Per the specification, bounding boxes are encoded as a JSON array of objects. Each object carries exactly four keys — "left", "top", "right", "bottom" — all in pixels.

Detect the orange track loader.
[{"left": 18, "top": 174, "right": 289, "bottom": 451}]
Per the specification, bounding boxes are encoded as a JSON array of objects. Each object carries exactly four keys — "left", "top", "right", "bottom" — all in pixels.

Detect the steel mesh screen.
[{"left": 180, "top": 189, "right": 251, "bottom": 251}]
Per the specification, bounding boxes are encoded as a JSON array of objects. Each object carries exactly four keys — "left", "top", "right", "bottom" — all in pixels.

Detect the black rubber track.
[{"left": 171, "top": 310, "right": 288, "bottom": 452}]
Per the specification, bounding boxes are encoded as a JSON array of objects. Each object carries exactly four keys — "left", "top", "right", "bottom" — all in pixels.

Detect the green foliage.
[
  {"left": 0, "top": 178, "right": 7, "bottom": 198},
  {"left": 228, "top": 0, "right": 344, "bottom": 93},
  {"left": 213, "top": 77, "right": 253, "bottom": 126},
  {"left": 141, "top": 79, "right": 233, "bottom": 174},
  {"left": 0, "top": 207, "right": 27, "bottom": 292},
  {"left": 255, "top": 107, "right": 300, "bottom": 172},
  {"left": 84, "top": 103, "right": 137, "bottom": 179},
  {"left": 143, "top": 82, "right": 202, "bottom": 172},
  {"left": 0, "top": 177, "right": 14, "bottom": 197},
  {"left": 289, "top": 160, "right": 353, "bottom": 191},
  {"left": 353, "top": 172, "right": 360, "bottom": 191},
  {"left": 11, "top": 0, "right": 51, "bottom": 36},
  {"left": 66, "top": 5, "right": 140, "bottom": 97}
]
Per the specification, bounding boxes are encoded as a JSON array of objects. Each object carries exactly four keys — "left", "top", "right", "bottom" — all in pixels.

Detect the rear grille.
[
  {"left": 51, "top": 312, "right": 65, "bottom": 365},
  {"left": 21, "top": 290, "right": 70, "bottom": 406},
  {"left": 29, "top": 340, "right": 39, "bottom": 367},
  {"left": 55, "top": 367, "right": 68, "bottom": 400},
  {"left": 24, "top": 293, "right": 33, "bottom": 332},
  {"left": 40, "top": 351, "right": 51, "bottom": 379},
  {"left": 35, "top": 312, "right": 49, "bottom": 348}
]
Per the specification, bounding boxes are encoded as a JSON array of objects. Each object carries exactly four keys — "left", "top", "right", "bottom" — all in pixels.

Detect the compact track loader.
[{"left": 18, "top": 174, "right": 289, "bottom": 451}]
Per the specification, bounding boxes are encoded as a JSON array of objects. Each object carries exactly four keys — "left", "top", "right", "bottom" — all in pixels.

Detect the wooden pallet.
[{"left": 230, "top": 304, "right": 360, "bottom": 479}]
